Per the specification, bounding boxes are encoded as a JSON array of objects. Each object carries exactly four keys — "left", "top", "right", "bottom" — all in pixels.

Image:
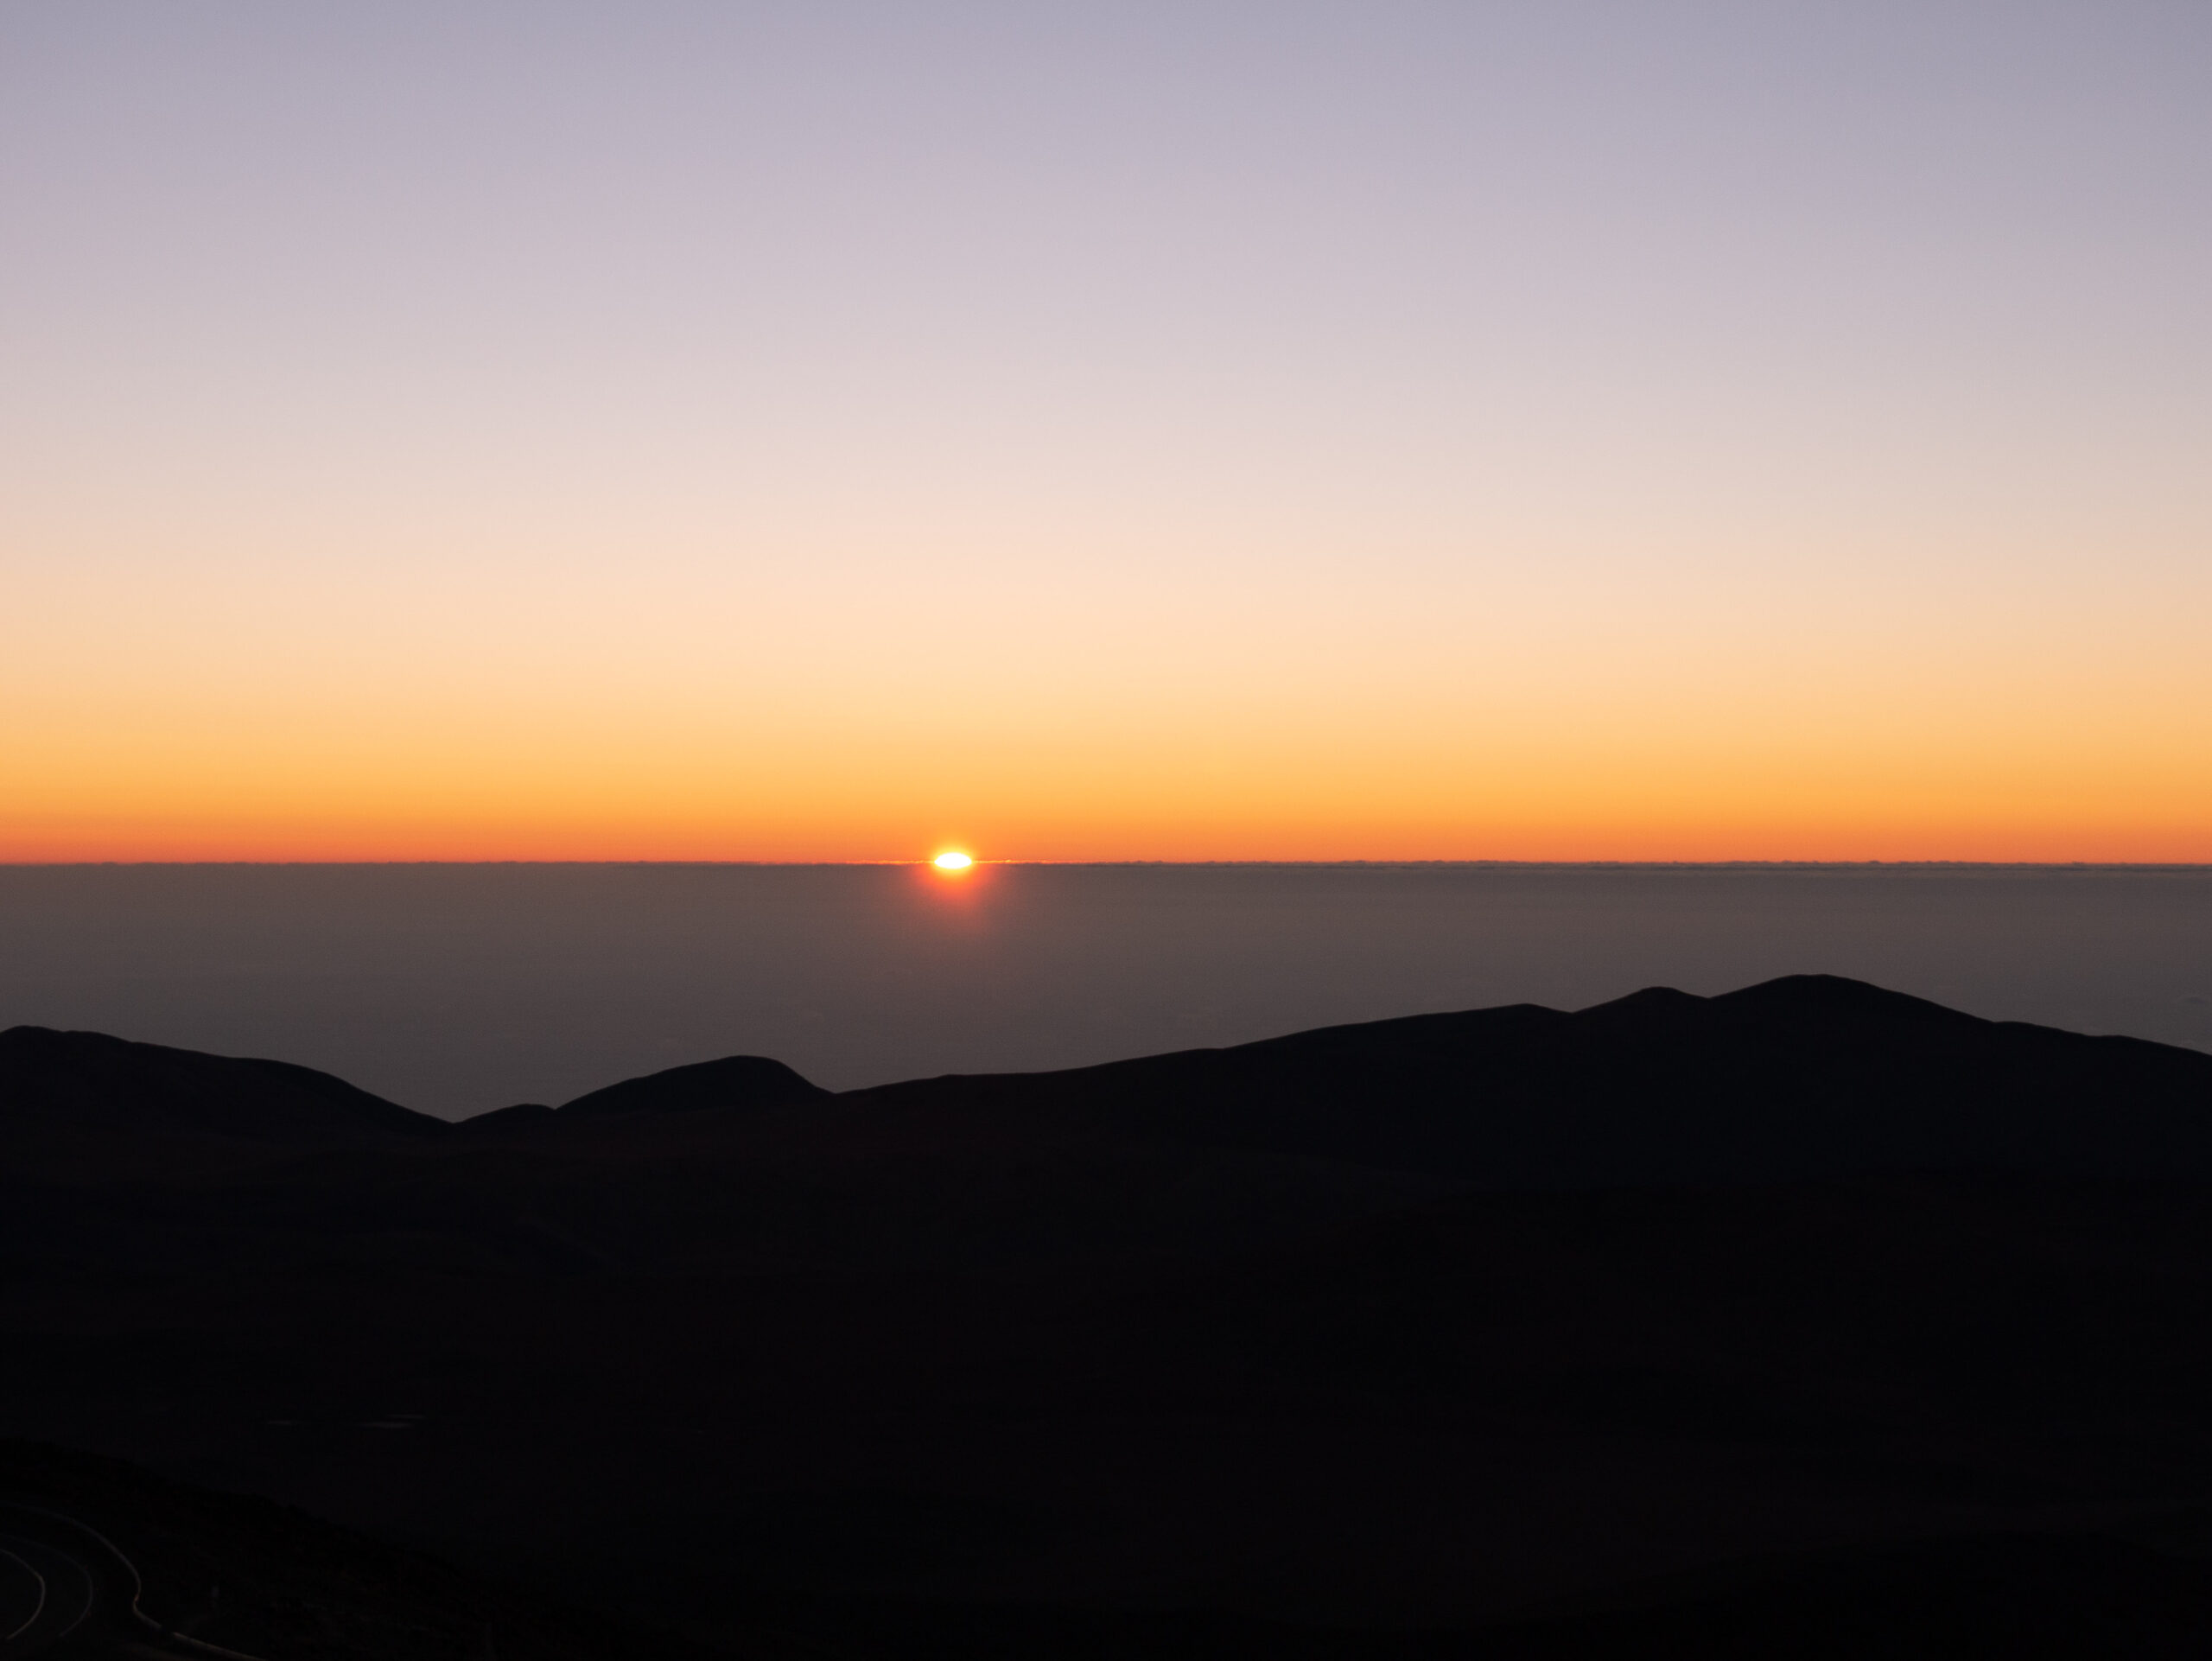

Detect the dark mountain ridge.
[
  {"left": 11, "top": 976, "right": 2212, "bottom": 1656},
  {"left": 0, "top": 1024, "right": 441, "bottom": 1179},
  {"left": 556, "top": 1053, "right": 830, "bottom": 1117},
  {"left": 858, "top": 972, "right": 2212, "bottom": 1186},
  {"left": 10, "top": 975, "right": 2209, "bottom": 1190}
]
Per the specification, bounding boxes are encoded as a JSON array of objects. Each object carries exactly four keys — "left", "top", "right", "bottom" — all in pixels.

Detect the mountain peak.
[
  {"left": 0, "top": 1024, "right": 442, "bottom": 1176},
  {"left": 557, "top": 1053, "right": 830, "bottom": 1117},
  {"left": 1715, "top": 974, "right": 1980, "bottom": 1023}
]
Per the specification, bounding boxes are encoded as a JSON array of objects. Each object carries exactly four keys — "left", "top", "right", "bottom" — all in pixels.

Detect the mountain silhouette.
[
  {"left": 10, "top": 976, "right": 2212, "bottom": 1658},
  {"left": 555, "top": 1053, "right": 830, "bottom": 1117},
  {"left": 13, "top": 975, "right": 2209, "bottom": 1187},
  {"left": 0, "top": 1024, "right": 441, "bottom": 1177},
  {"left": 826, "top": 972, "right": 2212, "bottom": 1188}
]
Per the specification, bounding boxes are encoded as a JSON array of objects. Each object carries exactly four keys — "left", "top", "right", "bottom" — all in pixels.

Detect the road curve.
[
  {"left": 0, "top": 1546, "right": 47, "bottom": 1643},
  {"left": 0, "top": 1501, "right": 271, "bottom": 1660},
  {"left": 0, "top": 1532, "right": 92, "bottom": 1655}
]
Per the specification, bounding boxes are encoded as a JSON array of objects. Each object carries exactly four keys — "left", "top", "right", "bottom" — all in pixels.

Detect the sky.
[{"left": 3, "top": 2, "right": 2209, "bottom": 862}]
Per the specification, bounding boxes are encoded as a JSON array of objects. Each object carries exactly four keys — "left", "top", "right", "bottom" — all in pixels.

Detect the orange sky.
[
  {"left": 4, "top": 459, "right": 2207, "bottom": 863},
  {"left": 4, "top": 9, "right": 2208, "bottom": 863}
]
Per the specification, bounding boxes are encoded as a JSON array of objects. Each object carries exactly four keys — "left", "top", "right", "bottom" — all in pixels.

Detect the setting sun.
[{"left": 932, "top": 851, "right": 974, "bottom": 871}]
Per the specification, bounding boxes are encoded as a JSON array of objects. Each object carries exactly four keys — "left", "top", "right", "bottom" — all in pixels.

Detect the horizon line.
[{"left": 5, "top": 859, "right": 2211, "bottom": 872}]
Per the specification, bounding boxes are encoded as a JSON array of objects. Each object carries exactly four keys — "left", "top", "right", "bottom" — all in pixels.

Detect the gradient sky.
[{"left": 4, "top": 3, "right": 2209, "bottom": 862}]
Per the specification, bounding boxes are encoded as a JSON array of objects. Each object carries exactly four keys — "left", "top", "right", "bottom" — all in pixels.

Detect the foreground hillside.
[
  {"left": 0, "top": 1438, "right": 765, "bottom": 1659},
  {"left": 6, "top": 977, "right": 2212, "bottom": 1657}
]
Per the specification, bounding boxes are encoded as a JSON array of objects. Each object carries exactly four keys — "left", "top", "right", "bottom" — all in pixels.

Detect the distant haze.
[
  {"left": 2, "top": 862, "right": 2206, "bottom": 1118},
  {"left": 3, "top": 5, "right": 2209, "bottom": 861}
]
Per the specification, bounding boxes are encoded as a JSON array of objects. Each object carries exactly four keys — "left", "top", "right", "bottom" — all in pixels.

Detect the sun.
[{"left": 931, "top": 850, "right": 974, "bottom": 871}]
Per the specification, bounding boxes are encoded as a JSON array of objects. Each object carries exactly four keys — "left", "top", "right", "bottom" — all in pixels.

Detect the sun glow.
[{"left": 932, "top": 850, "right": 975, "bottom": 870}]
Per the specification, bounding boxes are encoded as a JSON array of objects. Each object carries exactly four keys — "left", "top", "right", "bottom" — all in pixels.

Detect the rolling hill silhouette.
[
  {"left": 8, "top": 976, "right": 2212, "bottom": 1658},
  {"left": 11, "top": 974, "right": 2209, "bottom": 1187},
  {"left": 557, "top": 1053, "right": 831, "bottom": 1117},
  {"left": 845, "top": 973, "right": 2212, "bottom": 1185},
  {"left": 0, "top": 1024, "right": 438, "bottom": 1178}
]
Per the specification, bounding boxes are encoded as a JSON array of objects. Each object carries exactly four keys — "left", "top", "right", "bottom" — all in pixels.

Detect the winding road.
[
  {"left": 0, "top": 1501, "right": 270, "bottom": 1659},
  {"left": 0, "top": 1526, "right": 96, "bottom": 1656}
]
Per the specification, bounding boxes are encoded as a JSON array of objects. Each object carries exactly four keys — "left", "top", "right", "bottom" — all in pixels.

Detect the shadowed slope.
[
  {"left": 847, "top": 974, "right": 2212, "bottom": 1186},
  {"left": 0, "top": 1025, "right": 442, "bottom": 1178},
  {"left": 14, "top": 975, "right": 2211, "bottom": 1272},
  {"left": 0, "top": 1438, "right": 757, "bottom": 1660},
  {"left": 16, "top": 974, "right": 2208, "bottom": 1191},
  {"left": 12, "top": 977, "right": 2212, "bottom": 1653},
  {"left": 557, "top": 1054, "right": 830, "bottom": 1117}
]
